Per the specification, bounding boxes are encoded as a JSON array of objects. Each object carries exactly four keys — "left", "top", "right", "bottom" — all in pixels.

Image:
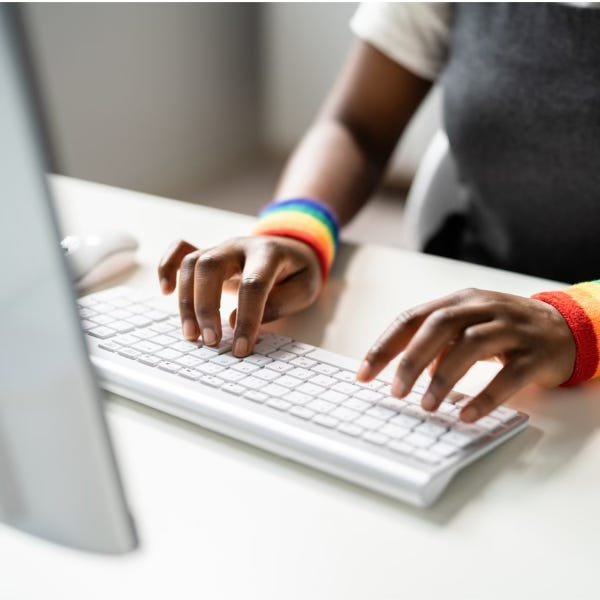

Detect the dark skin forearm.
[{"left": 274, "top": 41, "right": 432, "bottom": 226}]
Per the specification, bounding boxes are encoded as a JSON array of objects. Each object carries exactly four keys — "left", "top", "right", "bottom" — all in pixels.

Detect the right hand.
[{"left": 157, "top": 236, "right": 323, "bottom": 357}]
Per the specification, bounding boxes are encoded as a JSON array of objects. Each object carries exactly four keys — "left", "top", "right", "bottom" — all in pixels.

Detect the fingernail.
[
  {"left": 356, "top": 360, "right": 371, "bottom": 381},
  {"left": 421, "top": 392, "right": 437, "bottom": 411},
  {"left": 233, "top": 337, "right": 248, "bottom": 357},
  {"left": 183, "top": 319, "right": 198, "bottom": 340},
  {"left": 160, "top": 278, "right": 170, "bottom": 294},
  {"left": 202, "top": 327, "right": 217, "bottom": 346},
  {"left": 461, "top": 405, "right": 479, "bottom": 423}
]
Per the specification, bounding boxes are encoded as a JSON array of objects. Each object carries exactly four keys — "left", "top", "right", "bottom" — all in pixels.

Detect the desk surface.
[{"left": 2, "top": 176, "right": 599, "bottom": 600}]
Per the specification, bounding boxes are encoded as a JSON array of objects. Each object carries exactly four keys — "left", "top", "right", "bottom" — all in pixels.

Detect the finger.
[
  {"left": 194, "top": 247, "right": 243, "bottom": 346},
  {"left": 358, "top": 292, "right": 483, "bottom": 382},
  {"left": 232, "top": 253, "right": 283, "bottom": 356},
  {"left": 459, "top": 357, "right": 534, "bottom": 422},
  {"left": 158, "top": 239, "right": 198, "bottom": 294},
  {"left": 390, "top": 305, "right": 494, "bottom": 397},
  {"left": 178, "top": 250, "right": 202, "bottom": 340},
  {"left": 227, "top": 269, "right": 319, "bottom": 330},
  {"left": 421, "top": 322, "right": 518, "bottom": 411}
]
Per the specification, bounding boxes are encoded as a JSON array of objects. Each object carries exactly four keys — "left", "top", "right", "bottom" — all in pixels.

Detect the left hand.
[{"left": 356, "top": 288, "right": 576, "bottom": 422}]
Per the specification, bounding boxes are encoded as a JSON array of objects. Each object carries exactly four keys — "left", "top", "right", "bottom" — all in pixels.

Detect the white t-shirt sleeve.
[{"left": 350, "top": 2, "right": 453, "bottom": 81}]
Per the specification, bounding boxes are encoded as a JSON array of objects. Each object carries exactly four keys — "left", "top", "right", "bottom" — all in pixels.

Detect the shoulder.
[{"left": 350, "top": 2, "right": 453, "bottom": 81}]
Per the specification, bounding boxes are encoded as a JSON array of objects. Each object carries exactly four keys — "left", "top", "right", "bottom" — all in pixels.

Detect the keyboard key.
[
  {"left": 379, "top": 423, "right": 410, "bottom": 439},
  {"left": 78, "top": 307, "right": 97, "bottom": 319},
  {"left": 262, "top": 383, "right": 288, "bottom": 397},
  {"left": 220, "top": 369, "right": 246, "bottom": 383},
  {"left": 146, "top": 309, "right": 169, "bottom": 322},
  {"left": 312, "top": 363, "right": 339, "bottom": 376},
  {"left": 88, "top": 326, "right": 117, "bottom": 339},
  {"left": 176, "top": 355, "right": 203, "bottom": 368},
  {"left": 345, "top": 397, "right": 370, "bottom": 412},
  {"left": 290, "top": 356, "right": 317, "bottom": 369},
  {"left": 430, "top": 442, "right": 459, "bottom": 458},
  {"left": 306, "top": 399, "right": 335, "bottom": 413},
  {"left": 201, "top": 340, "right": 232, "bottom": 355},
  {"left": 365, "top": 405, "right": 396, "bottom": 420},
  {"left": 114, "top": 333, "right": 139, "bottom": 346},
  {"left": 210, "top": 353, "right": 241, "bottom": 367},
  {"left": 179, "top": 368, "right": 200, "bottom": 381},
  {"left": 110, "top": 320, "right": 137, "bottom": 334},
  {"left": 404, "top": 432, "right": 434, "bottom": 449},
  {"left": 334, "top": 370, "right": 357, "bottom": 383},
  {"left": 189, "top": 347, "right": 220, "bottom": 360},
  {"left": 330, "top": 406, "right": 360, "bottom": 422},
  {"left": 222, "top": 383, "right": 245, "bottom": 395},
  {"left": 130, "top": 328, "right": 158, "bottom": 340},
  {"left": 379, "top": 397, "right": 407, "bottom": 412},
  {"left": 490, "top": 406, "right": 519, "bottom": 423},
  {"left": 321, "top": 390, "right": 348, "bottom": 404},
  {"left": 254, "top": 368, "right": 280, "bottom": 381},
  {"left": 199, "top": 375, "right": 224, "bottom": 387},
  {"left": 81, "top": 319, "right": 96, "bottom": 331},
  {"left": 439, "top": 430, "right": 480, "bottom": 448},
  {"left": 231, "top": 362, "right": 260, "bottom": 374},
  {"left": 284, "top": 391, "right": 312, "bottom": 405},
  {"left": 437, "top": 401, "right": 458, "bottom": 415},
  {"left": 355, "top": 415, "right": 383, "bottom": 430},
  {"left": 118, "top": 348, "right": 142, "bottom": 360},
  {"left": 244, "top": 354, "right": 272, "bottom": 366},
  {"left": 98, "top": 340, "right": 121, "bottom": 352},
  {"left": 355, "top": 389, "right": 383, "bottom": 403},
  {"left": 253, "top": 342, "right": 279, "bottom": 355},
  {"left": 138, "top": 354, "right": 161, "bottom": 367},
  {"left": 358, "top": 379, "right": 384, "bottom": 391},
  {"left": 150, "top": 322, "right": 174, "bottom": 334},
  {"left": 128, "top": 315, "right": 152, "bottom": 328},
  {"left": 287, "top": 367, "right": 313, "bottom": 380},
  {"left": 414, "top": 422, "right": 448, "bottom": 439},
  {"left": 267, "top": 398, "right": 292, "bottom": 411},
  {"left": 414, "top": 449, "right": 440, "bottom": 465},
  {"left": 337, "top": 423, "right": 363, "bottom": 437},
  {"left": 390, "top": 413, "right": 421, "bottom": 429},
  {"left": 132, "top": 341, "right": 161, "bottom": 354},
  {"left": 171, "top": 340, "right": 202, "bottom": 353},
  {"left": 158, "top": 361, "right": 181, "bottom": 373},
  {"left": 297, "top": 382, "right": 326, "bottom": 397},
  {"left": 313, "top": 414, "right": 338, "bottom": 428},
  {"left": 280, "top": 342, "right": 314, "bottom": 355},
  {"left": 475, "top": 416, "right": 502, "bottom": 431},
  {"left": 156, "top": 348, "right": 182, "bottom": 361},
  {"left": 311, "top": 374, "right": 336, "bottom": 388},
  {"left": 244, "top": 390, "right": 268, "bottom": 403},
  {"left": 238, "top": 376, "right": 264, "bottom": 390},
  {"left": 402, "top": 405, "right": 429, "bottom": 420},
  {"left": 198, "top": 362, "right": 224, "bottom": 375},
  {"left": 274, "top": 375, "right": 303, "bottom": 389},
  {"left": 90, "top": 314, "right": 114, "bottom": 326},
  {"left": 268, "top": 350, "right": 296, "bottom": 361},
  {"left": 289, "top": 406, "right": 314, "bottom": 420},
  {"left": 265, "top": 360, "right": 293, "bottom": 373},
  {"left": 151, "top": 334, "right": 178, "bottom": 346},
  {"left": 387, "top": 440, "right": 415, "bottom": 455},
  {"left": 332, "top": 381, "right": 359, "bottom": 395},
  {"left": 363, "top": 431, "right": 388, "bottom": 446}
]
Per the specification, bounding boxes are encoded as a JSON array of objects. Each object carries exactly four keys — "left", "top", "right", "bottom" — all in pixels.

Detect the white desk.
[{"left": 2, "top": 176, "right": 599, "bottom": 599}]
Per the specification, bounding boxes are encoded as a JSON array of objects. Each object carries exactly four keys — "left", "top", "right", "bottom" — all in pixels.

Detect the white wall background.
[{"left": 23, "top": 3, "right": 260, "bottom": 198}]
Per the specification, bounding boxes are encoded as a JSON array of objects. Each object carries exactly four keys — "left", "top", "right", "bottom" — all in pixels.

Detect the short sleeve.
[{"left": 350, "top": 2, "right": 453, "bottom": 81}]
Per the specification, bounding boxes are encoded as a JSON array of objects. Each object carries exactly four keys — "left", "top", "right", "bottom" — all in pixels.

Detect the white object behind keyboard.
[{"left": 81, "top": 287, "right": 528, "bottom": 507}]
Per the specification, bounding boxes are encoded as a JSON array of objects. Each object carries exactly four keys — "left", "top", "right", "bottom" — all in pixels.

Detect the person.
[{"left": 158, "top": 3, "right": 600, "bottom": 424}]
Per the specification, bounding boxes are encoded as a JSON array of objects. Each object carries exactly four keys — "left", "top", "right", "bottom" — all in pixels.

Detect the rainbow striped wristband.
[
  {"left": 252, "top": 198, "right": 339, "bottom": 281},
  {"left": 532, "top": 280, "right": 600, "bottom": 386}
]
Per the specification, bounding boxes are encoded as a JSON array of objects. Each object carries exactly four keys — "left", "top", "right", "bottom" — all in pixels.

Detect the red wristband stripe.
[{"left": 532, "top": 289, "right": 598, "bottom": 386}]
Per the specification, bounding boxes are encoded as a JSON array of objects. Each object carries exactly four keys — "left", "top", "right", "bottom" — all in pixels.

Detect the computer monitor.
[{"left": 0, "top": 5, "right": 137, "bottom": 553}]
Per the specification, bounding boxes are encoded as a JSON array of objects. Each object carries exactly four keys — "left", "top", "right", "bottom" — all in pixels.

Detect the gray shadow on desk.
[{"left": 260, "top": 243, "right": 359, "bottom": 348}]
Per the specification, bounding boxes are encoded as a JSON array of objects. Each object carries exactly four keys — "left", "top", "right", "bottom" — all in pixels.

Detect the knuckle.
[
  {"left": 196, "top": 252, "right": 221, "bottom": 273},
  {"left": 429, "top": 308, "right": 455, "bottom": 328},
  {"left": 430, "top": 371, "right": 448, "bottom": 391},
  {"left": 235, "top": 317, "right": 256, "bottom": 336},
  {"left": 181, "top": 251, "right": 200, "bottom": 272},
  {"left": 240, "top": 275, "right": 268, "bottom": 296},
  {"left": 195, "top": 306, "right": 217, "bottom": 321},
  {"left": 178, "top": 296, "right": 195, "bottom": 312},
  {"left": 463, "top": 326, "right": 483, "bottom": 345}
]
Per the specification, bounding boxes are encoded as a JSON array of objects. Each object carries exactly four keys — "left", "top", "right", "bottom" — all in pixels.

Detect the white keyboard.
[{"left": 80, "top": 287, "right": 528, "bottom": 507}]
